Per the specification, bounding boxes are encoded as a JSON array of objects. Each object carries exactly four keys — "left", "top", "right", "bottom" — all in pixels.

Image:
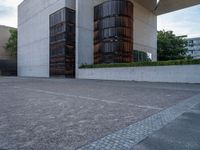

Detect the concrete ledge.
[{"left": 77, "top": 65, "right": 200, "bottom": 83}]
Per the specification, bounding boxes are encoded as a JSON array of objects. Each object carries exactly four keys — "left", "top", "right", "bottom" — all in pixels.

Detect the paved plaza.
[{"left": 0, "top": 77, "right": 200, "bottom": 150}]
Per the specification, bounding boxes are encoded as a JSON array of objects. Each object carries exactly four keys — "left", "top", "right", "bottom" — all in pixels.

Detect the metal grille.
[{"left": 94, "top": 0, "right": 134, "bottom": 64}]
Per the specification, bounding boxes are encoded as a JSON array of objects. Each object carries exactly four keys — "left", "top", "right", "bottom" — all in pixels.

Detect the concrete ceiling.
[
  {"left": 135, "top": 0, "right": 200, "bottom": 15},
  {"left": 134, "top": 0, "right": 157, "bottom": 11},
  {"left": 155, "top": 0, "right": 200, "bottom": 15}
]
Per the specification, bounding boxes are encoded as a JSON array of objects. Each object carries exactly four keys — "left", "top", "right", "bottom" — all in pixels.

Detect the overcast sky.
[
  {"left": 158, "top": 4, "right": 200, "bottom": 38},
  {"left": 0, "top": 0, "right": 200, "bottom": 38},
  {"left": 0, "top": 0, "right": 23, "bottom": 27}
]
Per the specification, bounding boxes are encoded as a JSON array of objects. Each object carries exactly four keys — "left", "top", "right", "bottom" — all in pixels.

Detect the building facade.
[
  {"left": 18, "top": 0, "right": 200, "bottom": 78},
  {"left": 187, "top": 37, "right": 200, "bottom": 59}
]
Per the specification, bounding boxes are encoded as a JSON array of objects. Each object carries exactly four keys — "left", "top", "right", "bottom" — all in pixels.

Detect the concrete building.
[
  {"left": 0, "top": 25, "right": 14, "bottom": 60},
  {"left": 18, "top": 0, "right": 200, "bottom": 78},
  {"left": 187, "top": 37, "right": 200, "bottom": 59},
  {"left": 0, "top": 25, "right": 17, "bottom": 76}
]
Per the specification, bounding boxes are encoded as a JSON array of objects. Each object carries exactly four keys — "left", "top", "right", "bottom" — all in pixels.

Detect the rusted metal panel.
[
  {"left": 50, "top": 7, "right": 75, "bottom": 78},
  {"left": 94, "top": 0, "right": 134, "bottom": 64}
]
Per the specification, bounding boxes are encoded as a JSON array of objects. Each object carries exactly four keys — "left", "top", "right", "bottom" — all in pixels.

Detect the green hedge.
[{"left": 80, "top": 59, "right": 200, "bottom": 69}]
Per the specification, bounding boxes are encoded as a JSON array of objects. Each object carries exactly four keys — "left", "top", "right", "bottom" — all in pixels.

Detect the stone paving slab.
[{"left": 78, "top": 94, "right": 200, "bottom": 150}]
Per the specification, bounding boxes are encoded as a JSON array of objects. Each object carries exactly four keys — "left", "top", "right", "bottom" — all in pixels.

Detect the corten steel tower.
[
  {"left": 94, "top": 0, "right": 134, "bottom": 64},
  {"left": 50, "top": 8, "right": 75, "bottom": 77}
]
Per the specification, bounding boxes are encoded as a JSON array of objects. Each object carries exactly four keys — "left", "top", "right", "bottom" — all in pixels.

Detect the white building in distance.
[{"left": 187, "top": 37, "right": 200, "bottom": 59}]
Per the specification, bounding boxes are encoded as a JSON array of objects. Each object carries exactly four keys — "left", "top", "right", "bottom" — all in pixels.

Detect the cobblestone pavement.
[
  {"left": 0, "top": 77, "right": 200, "bottom": 150},
  {"left": 79, "top": 94, "right": 200, "bottom": 150},
  {"left": 133, "top": 103, "right": 200, "bottom": 150}
]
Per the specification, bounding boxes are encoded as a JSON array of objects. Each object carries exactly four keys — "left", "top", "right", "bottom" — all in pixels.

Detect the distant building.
[
  {"left": 0, "top": 25, "right": 17, "bottom": 75},
  {"left": 187, "top": 37, "right": 200, "bottom": 59},
  {"left": 0, "top": 25, "right": 14, "bottom": 60}
]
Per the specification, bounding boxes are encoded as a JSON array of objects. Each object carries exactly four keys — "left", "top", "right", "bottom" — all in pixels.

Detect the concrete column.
[{"left": 76, "top": 0, "right": 94, "bottom": 77}]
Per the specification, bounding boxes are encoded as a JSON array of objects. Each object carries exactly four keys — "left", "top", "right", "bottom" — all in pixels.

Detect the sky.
[
  {"left": 0, "top": 0, "right": 23, "bottom": 28},
  {"left": 158, "top": 4, "right": 200, "bottom": 38},
  {"left": 0, "top": 0, "right": 200, "bottom": 38}
]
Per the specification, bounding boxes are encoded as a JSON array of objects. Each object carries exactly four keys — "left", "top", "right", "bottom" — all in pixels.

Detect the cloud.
[
  {"left": 0, "top": 0, "right": 22, "bottom": 7},
  {"left": 0, "top": 5, "right": 15, "bottom": 17},
  {"left": 158, "top": 5, "right": 200, "bottom": 38},
  {"left": 0, "top": 0, "right": 23, "bottom": 27}
]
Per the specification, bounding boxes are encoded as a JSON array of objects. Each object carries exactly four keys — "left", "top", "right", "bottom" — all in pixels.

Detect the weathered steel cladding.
[
  {"left": 94, "top": 0, "right": 134, "bottom": 64},
  {"left": 94, "top": 0, "right": 133, "bottom": 21},
  {"left": 50, "top": 8, "right": 75, "bottom": 77}
]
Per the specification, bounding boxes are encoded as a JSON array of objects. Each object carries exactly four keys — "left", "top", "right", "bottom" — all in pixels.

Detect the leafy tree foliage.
[
  {"left": 4, "top": 29, "right": 17, "bottom": 57},
  {"left": 157, "top": 30, "right": 188, "bottom": 61}
]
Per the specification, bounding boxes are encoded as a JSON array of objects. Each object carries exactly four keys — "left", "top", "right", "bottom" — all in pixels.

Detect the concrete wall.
[
  {"left": 75, "top": 0, "right": 95, "bottom": 75},
  {"left": 77, "top": 65, "right": 200, "bottom": 83},
  {"left": 0, "top": 25, "right": 14, "bottom": 60},
  {"left": 133, "top": 2, "right": 157, "bottom": 60},
  {"left": 18, "top": 0, "right": 75, "bottom": 77},
  {"left": 76, "top": 0, "right": 157, "bottom": 77}
]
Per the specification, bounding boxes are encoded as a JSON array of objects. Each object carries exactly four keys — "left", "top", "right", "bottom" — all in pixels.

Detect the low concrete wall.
[{"left": 77, "top": 65, "right": 200, "bottom": 83}]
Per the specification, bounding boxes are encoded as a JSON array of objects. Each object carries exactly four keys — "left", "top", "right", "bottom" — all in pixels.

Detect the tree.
[
  {"left": 157, "top": 30, "right": 188, "bottom": 61},
  {"left": 4, "top": 29, "right": 17, "bottom": 57}
]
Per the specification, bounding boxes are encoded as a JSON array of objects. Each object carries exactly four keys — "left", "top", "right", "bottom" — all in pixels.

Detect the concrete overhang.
[
  {"left": 155, "top": 0, "right": 200, "bottom": 15},
  {"left": 134, "top": 0, "right": 157, "bottom": 11},
  {"left": 134, "top": 0, "right": 200, "bottom": 15}
]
